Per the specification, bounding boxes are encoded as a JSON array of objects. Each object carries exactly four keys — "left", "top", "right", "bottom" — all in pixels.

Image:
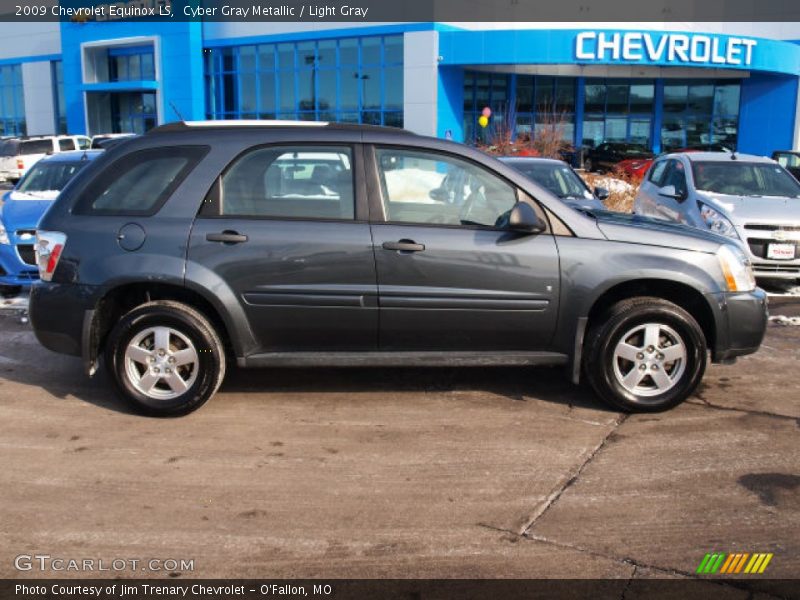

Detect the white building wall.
[
  {"left": 403, "top": 30, "right": 439, "bottom": 136},
  {"left": 0, "top": 22, "right": 61, "bottom": 60},
  {"left": 22, "top": 62, "right": 56, "bottom": 135}
]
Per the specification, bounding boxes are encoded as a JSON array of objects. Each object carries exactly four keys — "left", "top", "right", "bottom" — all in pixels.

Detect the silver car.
[{"left": 634, "top": 152, "right": 800, "bottom": 281}]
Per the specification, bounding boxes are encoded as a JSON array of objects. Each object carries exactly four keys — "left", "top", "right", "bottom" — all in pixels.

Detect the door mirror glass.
[
  {"left": 508, "top": 202, "right": 546, "bottom": 233},
  {"left": 594, "top": 186, "right": 610, "bottom": 200}
]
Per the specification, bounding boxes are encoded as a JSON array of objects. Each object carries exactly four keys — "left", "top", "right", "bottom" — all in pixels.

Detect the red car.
[{"left": 616, "top": 144, "right": 732, "bottom": 179}]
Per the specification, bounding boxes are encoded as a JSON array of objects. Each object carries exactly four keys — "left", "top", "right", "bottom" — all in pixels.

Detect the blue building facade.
[{"left": 1, "top": 21, "right": 798, "bottom": 156}]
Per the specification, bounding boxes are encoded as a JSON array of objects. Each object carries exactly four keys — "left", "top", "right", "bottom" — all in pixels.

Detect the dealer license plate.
[{"left": 767, "top": 243, "right": 797, "bottom": 260}]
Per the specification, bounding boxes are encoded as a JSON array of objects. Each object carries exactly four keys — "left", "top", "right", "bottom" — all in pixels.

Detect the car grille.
[
  {"left": 743, "top": 224, "right": 800, "bottom": 260},
  {"left": 16, "top": 245, "right": 37, "bottom": 266}
]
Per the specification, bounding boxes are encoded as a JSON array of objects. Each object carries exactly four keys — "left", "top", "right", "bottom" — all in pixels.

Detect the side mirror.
[
  {"left": 508, "top": 202, "right": 546, "bottom": 234},
  {"left": 594, "top": 186, "right": 610, "bottom": 201},
  {"left": 429, "top": 187, "right": 450, "bottom": 202},
  {"left": 658, "top": 185, "right": 686, "bottom": 201}
]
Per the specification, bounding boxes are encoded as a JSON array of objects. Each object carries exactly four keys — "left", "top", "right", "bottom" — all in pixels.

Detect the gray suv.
[
  {"left": 634, "top": 152, "right": 800, "bottom": 281},
  {"left": 29, "top": 122, "right": 768, "bottom": 416}
]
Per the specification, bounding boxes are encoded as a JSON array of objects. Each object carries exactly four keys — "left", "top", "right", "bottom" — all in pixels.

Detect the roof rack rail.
[{"left": 148, "top": 120, "right": 414, "bottom": 136}]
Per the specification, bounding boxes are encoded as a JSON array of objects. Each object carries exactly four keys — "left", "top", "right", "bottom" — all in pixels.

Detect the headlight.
[
  {"left": 717, "top": 245, "right": 756, "bottom": 292},
  {"left": 698, "top": 202, "right": 739, "bottom": 239},
  {"left": 0, "top": 220, "right": 9, "bottom": 245}
]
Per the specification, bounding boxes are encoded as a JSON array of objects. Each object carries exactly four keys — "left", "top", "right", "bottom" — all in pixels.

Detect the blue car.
[{"left": 0, "top": 150, "right": 102, "bottom": 296}]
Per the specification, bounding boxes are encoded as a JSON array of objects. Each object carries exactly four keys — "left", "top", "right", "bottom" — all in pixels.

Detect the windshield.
[
  {"left": 510, "top": 162, "right": 592, "bottom": 200},
  {"left": 692, "top": 161, "right": 800, "bottom": 198},
  {"left": 16, "top": 160, "right": 88, "bottom": 195}
]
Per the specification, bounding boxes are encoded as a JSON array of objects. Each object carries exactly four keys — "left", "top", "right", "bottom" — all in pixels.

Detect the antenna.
[
  {"left": 731, "top": 152, "right": 737, "bottom": 160},
  {"left": 169, "top": 101, "right": 185, "bottom": 121}
]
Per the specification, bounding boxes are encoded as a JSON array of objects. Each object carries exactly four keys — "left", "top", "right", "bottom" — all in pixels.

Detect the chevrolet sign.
[{"left": 575, "top": 32, "right": 757, "bottom": 67}]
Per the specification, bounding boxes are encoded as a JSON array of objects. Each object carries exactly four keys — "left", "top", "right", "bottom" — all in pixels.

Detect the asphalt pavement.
[{"left": 0, "top": 300, "right": 798, "bottom": 593}]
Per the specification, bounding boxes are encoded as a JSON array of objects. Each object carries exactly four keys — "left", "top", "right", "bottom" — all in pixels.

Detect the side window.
[
  {"left": 214, "top": 146, "right": 354, "bottom": 220},
  {"left": 76, "top": 137, "right": 91, "bottom": 150},
  {"left": 75, "top": 146, "right": 209, "bottom": 216},
  {"left": 648, "top": 160, "right": 669, "bottom": 186},
  {"left": 664, "top": 160, "right": 688, "bottom": 196},
  {"left": 375, "top": 148, "right": 517, "bottom": 228},
  {"left": 58, "top": 138, "right": 76, "bottom": 151}
]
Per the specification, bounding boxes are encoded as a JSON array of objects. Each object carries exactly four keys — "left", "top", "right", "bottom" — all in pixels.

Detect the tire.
[
  {"left": 105, "top": 300, "right": 226, "bottom": 417},
  {"left": 584, "top": 158, "right": 594, "bottom": 172},
  {"left": 583, "top": 297, "right": 707, "bottom": 412}
]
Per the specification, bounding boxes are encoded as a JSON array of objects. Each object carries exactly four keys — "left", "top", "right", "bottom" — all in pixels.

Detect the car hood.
[
  {"left": 697, "top": 192, "right": 800, "bottom": 224},
  {"left": 592, "top": 211, "right": 727, "bottom": 252},
  {"left": 0, "top": 197, "right": 53, "bottom": 230}
]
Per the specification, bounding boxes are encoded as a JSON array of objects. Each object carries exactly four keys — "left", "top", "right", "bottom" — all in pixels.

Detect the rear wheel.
[
  {"left": 584, "top": 297, "right": 706, "bottom": 412},
  {"left": 105, "top": 301, "right": 226, "bottom": 417}
]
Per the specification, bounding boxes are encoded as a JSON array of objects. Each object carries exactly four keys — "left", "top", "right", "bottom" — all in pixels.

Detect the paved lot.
[{"left": 0, "top": 300, "right": 798, "bottom": 591}]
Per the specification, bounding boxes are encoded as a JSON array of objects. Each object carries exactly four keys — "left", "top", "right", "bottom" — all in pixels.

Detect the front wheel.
[
  {"left": 583, "top": 297, "right": 707, "bottom": 412},
  {"left": 105, "top": 301, "right": 226, "bottom": 417}
]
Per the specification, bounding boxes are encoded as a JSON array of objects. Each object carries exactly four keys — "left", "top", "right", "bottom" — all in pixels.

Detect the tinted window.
[
  {"left": 216, "top": 146, "right": 354, "bottom": 220},
  {"left": 58, "top": 138, "right": 75, "bottom": 151},
  {"left": 0, "top": 140, "right": 18, "bottom": 156},
  {"left": 20, "top": 140, "right": 53, "bottom": 155},
  {"left": 663, "top": 160, "right": 687, "bottom": 196},
  {"left": 375, "top": 148, "right": 518, "bottom": 228},
  {"left": 76, "top": 146, "right": 208, "bottom": 215}
]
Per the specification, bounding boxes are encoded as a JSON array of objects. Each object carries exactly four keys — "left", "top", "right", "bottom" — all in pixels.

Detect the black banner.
[
  {"left": 3, "top": 579, "right": 800, "bottom": 600},
  {"left": 1, "top": 0, "right": 800, "bottom": 22}
]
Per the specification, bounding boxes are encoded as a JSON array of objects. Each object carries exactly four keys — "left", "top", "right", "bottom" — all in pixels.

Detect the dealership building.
[{"left": 1, "top": 20, "right": 799, "bottom": 156}]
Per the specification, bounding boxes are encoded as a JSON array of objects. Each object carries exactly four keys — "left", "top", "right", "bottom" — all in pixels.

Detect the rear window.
[
  {"left": 74, "top": 146, "right": 209, "bottom": 216},
  {"left": 0, "top": 140, "right": 19, "bottom": 156},
  {"left": 20, "top": 140, "right": 54, "bottom": 155}
]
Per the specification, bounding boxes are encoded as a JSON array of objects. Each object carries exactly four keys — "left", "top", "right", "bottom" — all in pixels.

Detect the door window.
[
  {"left": 648, "top": 160, "right": 669, "bottom": 185},
  {"left": 215, "top": 146, "right": 354, "bottom": 220},
  {"left": 374, "top": 148, "right": 518, "bottom": 228},
  {"left": 662, "top": 159, "right": 688, "bottom": 196},
  {"left": 58, "top": 138, "right": 76, "bottom": 151}
]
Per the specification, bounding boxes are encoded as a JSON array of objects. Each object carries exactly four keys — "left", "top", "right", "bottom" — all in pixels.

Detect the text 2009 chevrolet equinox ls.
[{"left": 29, "top": 122, "right": 768, "bottom": 416}]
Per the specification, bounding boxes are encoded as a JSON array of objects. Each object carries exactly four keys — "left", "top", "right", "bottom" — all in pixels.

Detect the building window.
[
  {"left": 463, "top": 73, "right": 576, "bottom": 146},
  {"left": 462, "top": 72, "right": 511, "bottom": 144},
  {"left": 0, "top": 64, "right": 26, "bottom": 136},
  {"left": 582, "top": 78, "right": 655, "bottom": 150},
  {"left": 51, "top": 60, "right": 66, "bottom": 134},
  {"left": 107, "top": 45, "right": 156, "bottom": 82},
  {"left": 660, "top": 80, "right": 740, "bottom": 151},
  {"left": 205, "top": 35, "right": 403, "bottom": 127}
]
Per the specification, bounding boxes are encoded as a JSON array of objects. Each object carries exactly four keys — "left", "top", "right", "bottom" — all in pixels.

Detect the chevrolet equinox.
[{"left": 29, "top": 121, "right": 768, "bottom": 416}]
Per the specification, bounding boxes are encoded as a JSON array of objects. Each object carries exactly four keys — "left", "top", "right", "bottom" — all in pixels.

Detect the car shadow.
[{"left": 2, "top": 361, "right": 613, "bottom": 417}]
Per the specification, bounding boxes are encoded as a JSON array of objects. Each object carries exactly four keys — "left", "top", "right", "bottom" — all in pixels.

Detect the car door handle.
[
  {"left": 382, "top": 240, "right": 425, "bottom": 253},
  {"left": 206, "top": 231, "right": 248, "bottom": 244}
]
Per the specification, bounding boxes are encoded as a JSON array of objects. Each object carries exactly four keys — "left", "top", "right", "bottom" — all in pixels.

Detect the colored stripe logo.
[{"left": 696, "top": 552, "right": 773, "bottom": 574}]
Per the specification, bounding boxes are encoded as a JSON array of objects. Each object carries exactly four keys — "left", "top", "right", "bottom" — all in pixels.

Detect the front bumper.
[
  {"left": 707, "top": 288, "right": 769, "bottom": 363},
  {"left": 0, "top": 242, "right": 38, "bottom": 288}
]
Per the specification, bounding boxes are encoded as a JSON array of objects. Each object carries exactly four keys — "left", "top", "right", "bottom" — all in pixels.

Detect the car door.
[
  {"left": 187, "top": 144, "right": 378, "bottom": 353},
  {"left": 367, "top": 145, "right": 560, "bottom": 351},
  {"left": 653, "top": 159, "right": 689, "bottom": 223},
  {"left": 636, "top": 158, "right": 669, "bottom": 217}
]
